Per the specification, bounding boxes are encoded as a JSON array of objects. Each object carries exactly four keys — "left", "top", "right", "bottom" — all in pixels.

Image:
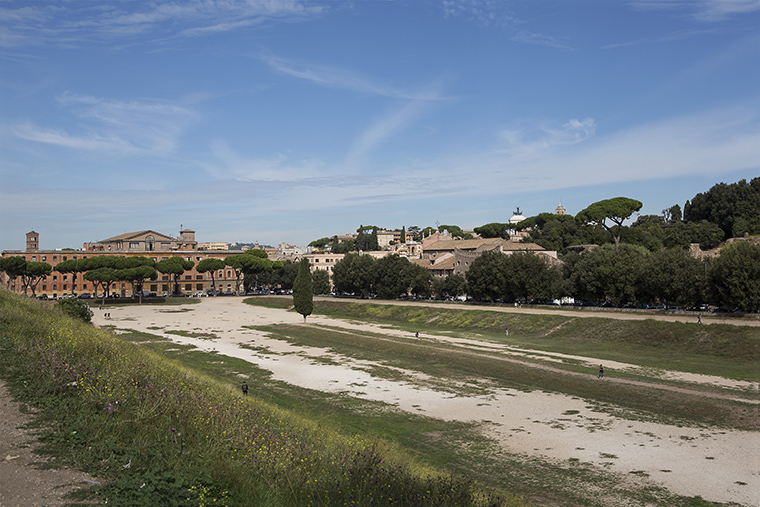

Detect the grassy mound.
[{"left": 0, "top": 289, "right": 524, "bottom": 507}]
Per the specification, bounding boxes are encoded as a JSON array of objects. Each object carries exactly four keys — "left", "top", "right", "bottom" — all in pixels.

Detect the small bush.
[{"left": 56, "top": 297, "right": 93, "bottom": 323}]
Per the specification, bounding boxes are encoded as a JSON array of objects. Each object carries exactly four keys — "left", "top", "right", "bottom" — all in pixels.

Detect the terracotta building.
[{"left": 1, "top": 230, "right": 256, "bottom": 299}]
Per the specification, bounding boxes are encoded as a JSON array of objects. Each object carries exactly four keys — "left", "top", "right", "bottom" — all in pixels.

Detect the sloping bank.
[{"left": 0, "top": 289, "right": 526, "bottom": 507}]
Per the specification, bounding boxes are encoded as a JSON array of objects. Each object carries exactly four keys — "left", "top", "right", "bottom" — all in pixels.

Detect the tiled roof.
[
  {"left": 424, "top": 238, "right": 545, "bottom": 252},
  {"left": 98, "top": 230, "right": 174, "bottom": 242}
]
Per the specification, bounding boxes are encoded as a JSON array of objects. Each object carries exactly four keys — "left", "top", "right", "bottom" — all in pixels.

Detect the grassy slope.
[{"left": 0, "top": 290, "right": 524, "bottom": 507}]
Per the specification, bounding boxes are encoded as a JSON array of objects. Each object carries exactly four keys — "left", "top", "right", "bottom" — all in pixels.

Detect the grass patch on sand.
[
  {"left": 244, "top": 298, "right": 760, "bottom": 381},
  {"left": 0, "top": 289, "right": 523, "bottom": 507}
]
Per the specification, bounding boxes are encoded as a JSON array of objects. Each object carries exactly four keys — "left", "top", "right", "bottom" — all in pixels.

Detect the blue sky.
[{"left": 1, "top": 0, "right": 758, "bottom": 251}]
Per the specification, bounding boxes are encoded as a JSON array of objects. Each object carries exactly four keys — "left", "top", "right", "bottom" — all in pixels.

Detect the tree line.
[{"left": 0, "top": 249, "right": 283, "bottom": 303}]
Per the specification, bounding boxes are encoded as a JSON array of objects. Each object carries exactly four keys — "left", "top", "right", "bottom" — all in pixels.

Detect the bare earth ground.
[
  {"left": 0, "top": 382, "right": 99, "bottom": 507},
  {"left": 2, "top": 298, "right": 759, "bottom": 506}
]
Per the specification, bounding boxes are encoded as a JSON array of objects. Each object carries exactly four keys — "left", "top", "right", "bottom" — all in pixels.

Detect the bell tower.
[{"left": 26, "top": 231, "right": 39, "bottom": 252}]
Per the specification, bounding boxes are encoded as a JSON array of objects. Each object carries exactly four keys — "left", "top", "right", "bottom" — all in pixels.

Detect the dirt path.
[
  {"left": 96, "top": 298, "right": 760, "bottom": 506},
  {"left": 0, "top": 382, "right": 99, "bottom": 506}
]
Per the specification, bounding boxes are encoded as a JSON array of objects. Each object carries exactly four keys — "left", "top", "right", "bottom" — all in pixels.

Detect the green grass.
[
  {"left": 113, "top": 328, "right": 733, "bottom": 507},
  {"left": 1, "top": 291, "right": 748, "bottom": 507},
  {"left": 244, "top": 298, "right": 760, "bottom": 380},
  {"left": 0, "top": 289, "right": 524, "bottom": 507}
]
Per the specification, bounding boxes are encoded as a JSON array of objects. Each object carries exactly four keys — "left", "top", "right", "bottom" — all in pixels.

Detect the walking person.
[
  {"left": 598, "top": 364, "right": 604, "bottom": 379},
  {"left": 698, "top": 312, "right": 702, "bottom": 324},
  {"left": 241, "top": 382, "right": 248, "bottom": 395},
  {"left": 505, "top": 327, "right": 509, "bottom": 336}
]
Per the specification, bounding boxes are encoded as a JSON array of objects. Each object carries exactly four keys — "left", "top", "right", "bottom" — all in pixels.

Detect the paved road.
[{"left": 312, "top": 296, "right": 760, "bottom": 327}]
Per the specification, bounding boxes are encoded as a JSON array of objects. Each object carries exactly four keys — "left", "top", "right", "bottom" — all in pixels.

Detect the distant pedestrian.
[
  {"left": 415, "top": 332, "right": 419, "bottom": 338},
  {"left": 505, "top": 327, "right": 509, "bottom": 336},
  {"left": 241, "top": 382, "right": 248, "bottom": 395},
  {"left": 598, "top": 365, "right": 604, "bottom": 379},
  {"left": 698, "top": 312, "right": 702, "bottom": 324}
]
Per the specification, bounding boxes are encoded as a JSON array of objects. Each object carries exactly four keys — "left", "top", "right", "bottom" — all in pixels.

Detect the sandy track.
[{"left": 96, "top": 298, "right": 760, "bottom": 506}]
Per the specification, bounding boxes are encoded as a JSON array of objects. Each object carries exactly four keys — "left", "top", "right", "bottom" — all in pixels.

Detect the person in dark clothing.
[
  {"left": 598, "top": 365, "right": 604, "bottom": 379},
  {"left": 241, "top": 382, "right": 248, "bottom": 395}
]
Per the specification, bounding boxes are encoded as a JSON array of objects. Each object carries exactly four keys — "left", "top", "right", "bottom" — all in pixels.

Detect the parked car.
[{"left": 77, "top": 293, "right": 92, "bottom": 299}]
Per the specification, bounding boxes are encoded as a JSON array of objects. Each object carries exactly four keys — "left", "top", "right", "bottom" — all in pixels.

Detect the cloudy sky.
[{"left": 1, "top": 0, "right": 758, "bottom": 250}]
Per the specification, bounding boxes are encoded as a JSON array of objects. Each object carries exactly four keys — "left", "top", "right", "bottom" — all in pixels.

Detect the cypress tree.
[{"left": 293, "top": 258, "right": 313, "bottom": 322}]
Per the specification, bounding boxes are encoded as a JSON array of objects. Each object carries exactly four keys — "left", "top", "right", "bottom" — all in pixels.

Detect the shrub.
[{"left": 56, "top": 297, "right": 93, "bottom": 323}]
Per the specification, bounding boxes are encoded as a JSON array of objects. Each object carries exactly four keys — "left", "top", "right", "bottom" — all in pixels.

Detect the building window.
[
  {"left": 161, "top": 243, "right": 170, "bottom": 249},
  {"left": 196, "top": 275, "right": 203, "bottom": 280},
  {"left": 150, "top": 285, "right": 158, "bottom": 292},
  {"left": 197, "top": 284, "right": 204, "bottom": 290},
  {"left": 129, "top": 242, "right": 139, "bottom": 249},
  {"left": 145, "top": 236, "right": 155, "bottom": 251},
  {"left": 184, "top": 275, "right": 191, "bottom": 280},
  {"left": 42, "top": 256, "right": 46, "bottom": 261},
  {"left": 32, "top": 256, "right": 36, "bottom": 261},
  {"left": 185, "top": 284, "right": 192, "bottom": 290}
]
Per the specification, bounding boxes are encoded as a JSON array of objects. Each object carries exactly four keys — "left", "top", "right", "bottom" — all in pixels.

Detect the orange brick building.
[{"left": 1, "top": 230, "right": 254, "bottom": 298}]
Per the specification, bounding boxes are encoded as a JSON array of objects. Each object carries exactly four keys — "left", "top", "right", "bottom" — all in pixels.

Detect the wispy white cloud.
[
  {"left": 602, "top": 28, "right": 716, "bottom": 49},
  {"left": 201, "top": 140, "right": 324, "bottom": 182},
  {"left": 442, "top": 0, "right": 516, "bottom": 26},
  {"left": 261, "top": 54, "right": 448, "bottom": 100},
  {"left": 627, "top": 0, "right": 760, "bottom": 22},
  {"left": 0, "top": 0, "right": 322, "bottom": 48},
  {"left": 496, "top": 118, "right": 597, "bottom": 160},
  {"left": 467, "top": 104, "right": 760, "bottom": 194},
  {"left": 509, "top": 31, "right": 575, "bottom": 51},
  {"left": 11, "top": 94, "right": 199, "bottom": 155},
  {"left": 13, "top": 122, "right": 137, "bottom": 152}
]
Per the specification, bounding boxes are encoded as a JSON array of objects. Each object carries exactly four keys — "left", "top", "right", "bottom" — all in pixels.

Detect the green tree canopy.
[
  {"left": 473, "top": 223, "right": 511, "bottom": 239},
  {"left": 21, "top": 261, "right": 52, "bottom": 296},
  {"left": 708, "top": 240, "right": 760, "bottom": 311},
  {"left": 576, "top": 197, "right": 643, "bottom": 248},
  {"left": 568, "top": 244, "right": 647, "bottom": 306},
  {"left": 355, "top": 226, "right": 380, "bottom": 251},
  {"left": 636, "top": 247, "right": 705, "bottom": 308},
  {"left": 0, "top": 256, "right": 27, "bottom": 288},
  {"left": 84, "top": 267, "right": 118, "bottom": 304},
  {"left": 311, "top": 269, "right": 331, "bottom": 295},
  {"left": 54, "top": 258, "right": 89, "bottom": 294},
  {"left": 292, "top": 258, "right": 314, "bottom": 322},
  {"left": 196, "top": 258, "right": 225, "bottom": 293},
  {"left": 438, "top": 224, "right": 471, "bottom": 239},
  {"left": 685, "top": 177, "right": 760, "bottom": 239},
  {"left": 115, "top": 257, "right": 157, "bottom": 302},
  {"left": 331, "top": 253, "right": 376, "bottom": 296},
  {"left": 308, "top": 237, "right": 331, "bottom": 249},
  {"left": 156, "top": 257, "right": 195, "bottom": 295}
]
